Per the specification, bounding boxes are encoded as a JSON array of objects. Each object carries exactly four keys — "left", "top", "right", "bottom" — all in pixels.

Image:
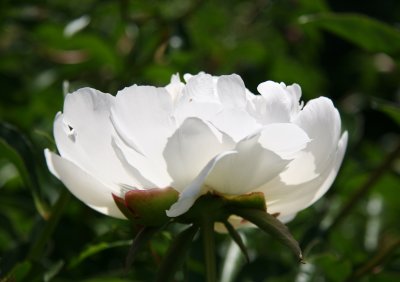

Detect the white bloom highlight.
[{"left": 45, "top": 73, "right": 347, "bottom": 223}]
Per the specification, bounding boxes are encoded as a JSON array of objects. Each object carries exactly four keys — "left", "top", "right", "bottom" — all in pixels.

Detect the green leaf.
[
  {"left": 156, "top": 225, "right": 199, "bottom": 282},
  {"left": 69, "top": 240, "right": 132, "bottom": 269},
  {"left": 223, "top": 220, "right": 249, "bottom": 263},
  {"left": 44, "top": 260, "right": 64, "bottom": 282},
  {"left": 232, "top": 208, "right": 303, "bottom": 261},
  {"left": 299, "top": 13, "right": 400, "bottom": 55},
  {"left": 0, "top": 122, "right": 50, "bottom": 218},
  {"left": 3, "top": 261, "right": 32, "bottom": 282}
]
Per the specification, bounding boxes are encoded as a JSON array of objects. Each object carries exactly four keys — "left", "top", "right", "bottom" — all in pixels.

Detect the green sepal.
[
  {"left": 113, "top": 187, "right": 179, "bottom": 227},
  {"left": 232, "top": 208, "right": 303, "bottom": 262},
  {"left": 223, "top": 192, "right": 266, "bottom": 211},
  {"left": 176, "top": 192, "right": 267, "bottom": 224}
]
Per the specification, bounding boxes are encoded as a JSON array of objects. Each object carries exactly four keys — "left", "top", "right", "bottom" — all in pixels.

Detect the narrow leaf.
[
  {"left": 156, "top": 225, "right": 199, "bottom": 282},
  {"left": 125, "top": 226, "right": 161, "bottom": 268},
  {"left": 69, "top": 240, "right": 132, "bottom": 269},
  {"left": 223, "top": 220, "right": 249, "bottom": 263},
  {"left": 0, "top": 122, "right": 50, "bottom": 218},
  {"left": 299, "top": 13, "right": 400, "bottom": 55},
  {"left": 233, "top": 208, "right": 303, "bottom": 261}
]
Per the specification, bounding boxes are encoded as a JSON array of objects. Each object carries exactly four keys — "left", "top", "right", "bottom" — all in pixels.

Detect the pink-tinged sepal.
[{"left": 113, "top": 187, "right": 179, "bottom": 227}]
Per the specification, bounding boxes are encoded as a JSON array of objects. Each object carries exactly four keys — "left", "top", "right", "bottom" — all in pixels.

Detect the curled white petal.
[
  {"left": 166, "top": 152, "right": 235, "bottom": 217},
  {"left": 264, "top": 131, "right": 348, "bottom": 218},
  {"left": 45, "top": 149, "right": 125, "bottom": 219},
  {"left": 54, "top": 88, "right": 142, "bottom": 190}
]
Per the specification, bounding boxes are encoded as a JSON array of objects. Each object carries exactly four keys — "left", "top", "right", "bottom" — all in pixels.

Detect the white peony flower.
[{"left": 45, "top": 73, "right": 347, "bottom": 224}]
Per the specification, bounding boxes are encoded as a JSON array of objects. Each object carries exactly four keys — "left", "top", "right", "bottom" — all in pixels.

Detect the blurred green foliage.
[{"left": 1, "top": 0, "right": 400, "bottom": 281}]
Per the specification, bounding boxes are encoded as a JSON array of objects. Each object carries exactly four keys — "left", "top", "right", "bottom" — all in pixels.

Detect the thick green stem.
[
  {"left": 27, "top": 189, "right": 71, "bottom": 260},
  {"left": 201, "top": 217, "right": 217, "bottom": 282}
]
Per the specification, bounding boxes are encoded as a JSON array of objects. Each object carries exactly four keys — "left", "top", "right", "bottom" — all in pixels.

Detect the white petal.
[
  {"left": 206, "top": 133, "right": 289, "bottom": 195},
  {"left": 45, "top": 149, "right": 125, "bottom": 219},
  {"left": 173, "top": 101, "right": 222, "bottom": 127},
  {"left": 294, "top": 97, "right": 341, "bottom": 170},
  {"left": 111, "top": 134, "right": 172, "bottom": 188},
  {"left": 163, "top": 117, "right": 234, "bottom": 191},
  {"left": 166, "top": 152, "right": 235, "bottom": 217},
  {"left": 54, "top": 88, "right": 139, "bottom": 189},
  {"left": 255, "top": 81, "right": 291, "bottom": 123},
  {"left": 111, "top": 85, "right": 174, "bottom": 158},
  {"left": 111, "top": 137, "right": 160, "bottom": 188},
  {"left": 257, "top": 123, "right": 310, "bottom": 159},
  {"left": 263, "top": 132, "right": 348, "bottom": 218},
  {"left": 216, "top": 74, "right": 247, "bottom": 108},
  {"left": 165, "top": 73, "right": 184, "bottom": 103},
  {"left": 278, "top": 97, "right": 341, "bottom": 185},
  {"left": 210, "top": 108, "right": 260, "bottom": 142},
  {"left": 182, "top": 73, "right": 218, "bottom": 103}
]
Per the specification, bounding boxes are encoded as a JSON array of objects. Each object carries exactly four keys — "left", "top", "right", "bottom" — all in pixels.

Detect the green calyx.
[
  {"left": 175, "top": 192, "right": 267, "bottom": 224},
  {"left": 113, "top": 187, "right": 179, "bottom": 227},
  {"left": 115, "top": 189, "right": 302, "bottom": 282}
]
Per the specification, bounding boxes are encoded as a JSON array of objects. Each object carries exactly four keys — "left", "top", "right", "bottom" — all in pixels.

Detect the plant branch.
[{"left": 324, "top": 141, "right": 400, "bottom": 236}]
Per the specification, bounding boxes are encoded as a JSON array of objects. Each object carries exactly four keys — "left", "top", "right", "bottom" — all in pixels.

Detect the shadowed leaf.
[
  {"left": 299, "top": 13, "right": 400, "bottom": 55},
  {"left": 0, "top": 122, "right": 50, "bottom": 218},
  {"left": 156, "top": 225, "right": 199, "bottom": 282},
  {"left": 232, "top": 208, "right": 303, "bottom": 261}
]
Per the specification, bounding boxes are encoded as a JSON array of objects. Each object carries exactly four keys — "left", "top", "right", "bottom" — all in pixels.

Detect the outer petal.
[
  {"left": 45, "top": 149, "right": 125, "bottom": 219},
  {"left": 278, "top": 97, "right": 342, "bottom": 185},
  {"left": 163, "top": 117, "right": 234, "bottom": 191},
  {"left": 54, "top": 88, "right": 142, "bottom": 189},
  {"left": 263, "top": 132, "right": 348, "bottom": 219},
  {"left": 293, "top": 97, "right": 341, "bottom": 170}
]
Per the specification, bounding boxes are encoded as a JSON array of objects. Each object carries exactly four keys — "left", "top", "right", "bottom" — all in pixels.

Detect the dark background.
[{"left": 0, "top": 0, "right": 399, "bottom": 281}]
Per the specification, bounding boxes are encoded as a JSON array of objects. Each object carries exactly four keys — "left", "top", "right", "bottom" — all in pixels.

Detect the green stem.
[
  {"left": 27, "top": 189, "right": 71, "bottom": 260},
  {"left": 201, "top": 217, "right": 217, "bottom": 282}
]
